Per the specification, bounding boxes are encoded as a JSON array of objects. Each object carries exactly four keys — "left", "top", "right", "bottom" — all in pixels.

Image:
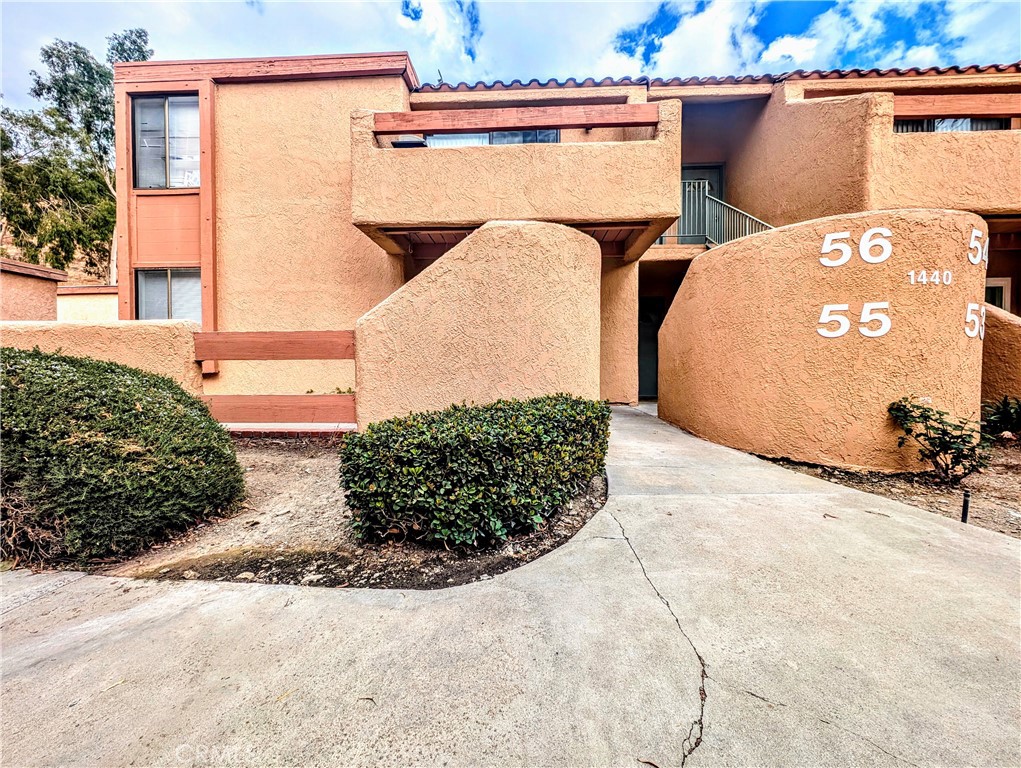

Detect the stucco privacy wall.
[
  {"left": 659, "top": 209, "right": 988, "bottom": 472},
  {"left": 869, "top": 100, "right": 1021, "bottom": 215},
  {"left": 57, "top": 291, "right": 119, "bottom": 323},
  {"left": 726, "top": 89, "right": 878, "bottom": 227},
  {"left": 600, "top": 258, "right": 639, "bottom": 404},
  {"left": 355, "top": 221, "right": 601, "bottom": 428},
  {"left": 0, "top": 321, "right": 203, "bottom": 395},
  {"left": 1, "top": 272, "right": 59, "bottom": 321},
  {"left": 350, "top": 101, "right": 682, "bottom": 237},
  {"left": 982, "top": 305, "right": 1021, "bottom": 403},
  {"left": 206, "top": 77, "right": 409, "bottom": 396}
]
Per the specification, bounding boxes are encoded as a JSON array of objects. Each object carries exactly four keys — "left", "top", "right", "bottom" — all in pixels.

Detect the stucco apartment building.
[{"left": 8, "top": 50, "right": 1016, "bottom": 470}]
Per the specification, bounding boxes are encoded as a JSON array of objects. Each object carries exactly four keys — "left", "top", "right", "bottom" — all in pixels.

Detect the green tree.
[{"left": 0, "top": 29, "right": 152, "bottom": 278}]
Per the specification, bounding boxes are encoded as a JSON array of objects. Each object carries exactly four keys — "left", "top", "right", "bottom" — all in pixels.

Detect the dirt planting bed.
[
  {"left": 773, "top": 443, "right": 1021, "bottom": 539},
  {"left": 112, "top": 437, "right": 607, "bottom": 590}
]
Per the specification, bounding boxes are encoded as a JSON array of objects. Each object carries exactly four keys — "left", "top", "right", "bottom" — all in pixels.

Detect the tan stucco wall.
[
  {"left": 0, "top": 320, "right": 203, "bottom": 394},
  {"left": 726, "top": 88, "right": 878, "bottom": 226},
  {"left": 56, "top": 292, "right": 119, "bottom": 323},
  {"left": 659, "top": 209, "right": 987, "bottom": 472},
  {"left": 355, "top": 221, "right": 601, "bottom": 428},
  {"left": 869, "top": 102, "right": 1021, "bottom": 216},
  {"left": 208, "top": 76, "right": 409, "bottom": 396},
  {"left": 350, "top": 100, "right": 682, "bottom": 235},
  {"left": 982, "top": 305, "right": 1021, "bottom": 402},
  {"left": 727, "top": 86, "right": 1021, "bottom": 226},
  {"left": 1, "top": 273, "right": 58, "bottom": 321},
  {"left": 600, "top": 258, "right": 638, "bottom": 404}
]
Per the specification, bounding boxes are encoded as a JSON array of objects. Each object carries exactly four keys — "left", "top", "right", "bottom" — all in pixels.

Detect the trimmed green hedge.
[
  {"left": 1, "top": 347, "right": 244, "bottom": 564},
  {"left": 340, "top": 394, "right": 611, "bottom": 547}
]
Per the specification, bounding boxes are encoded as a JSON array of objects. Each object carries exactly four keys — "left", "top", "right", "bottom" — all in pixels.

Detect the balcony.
[{"left": 351, "top": 101, "right": 681, "bottom": 260}]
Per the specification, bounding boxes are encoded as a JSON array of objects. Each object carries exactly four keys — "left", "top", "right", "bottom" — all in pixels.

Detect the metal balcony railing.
[{"left": 657, "top": 179, "right": 772, "bottom": 247}]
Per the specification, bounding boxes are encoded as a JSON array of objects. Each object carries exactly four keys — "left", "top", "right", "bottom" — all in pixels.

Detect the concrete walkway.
[{"left": 2, "top": 407, "right": 1019, "bottom": 767}]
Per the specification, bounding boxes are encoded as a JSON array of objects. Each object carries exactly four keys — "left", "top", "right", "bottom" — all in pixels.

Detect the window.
[
  {"left": 425, "top": 129, "right": 559, "bottom": 148},
  {"left": 136, "top": 269, "right": 202, "bottom": 322},
  {"left": 986, "top": 278, "right": 1012, "bottom": 314},
  {"left": 894, "top": 118, "right": 1011, "bottom": 133},
  {"left": 133, "top": 95, "right": 200, "bottom": 188}
]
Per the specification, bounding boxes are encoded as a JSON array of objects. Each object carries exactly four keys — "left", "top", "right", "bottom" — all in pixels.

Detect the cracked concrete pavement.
[{"left": 2, "top": 407, "right": 1019, "bottom": 767}]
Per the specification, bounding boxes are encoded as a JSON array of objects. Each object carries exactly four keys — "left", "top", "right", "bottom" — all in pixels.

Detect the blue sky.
[{"left": 2, "top": 1, "right": 1019, "bottom": 109}]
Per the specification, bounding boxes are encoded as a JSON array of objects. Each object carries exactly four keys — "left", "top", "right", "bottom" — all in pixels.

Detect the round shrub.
[
  {"left": 340, "top": 394, "right": 611, "bottom": 547},
  {"left": 1, "top": 347, "right": 245, "bottom": 564}
]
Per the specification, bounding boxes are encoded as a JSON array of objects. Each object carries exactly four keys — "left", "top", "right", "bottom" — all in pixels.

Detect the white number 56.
[{"left": 820, "top": 228, "right": 893, "bottom": 267}]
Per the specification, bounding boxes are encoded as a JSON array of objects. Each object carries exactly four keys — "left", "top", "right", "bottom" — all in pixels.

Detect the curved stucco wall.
[
  {"left": 982, "top": 305, "right": 1021, "bottom": 402},
  {"left": 659, "top": 209, "right": 987, "bottom": 472},
  {"left": 355, "top": 221, "right": 601, "bottom": 428},
  {"left": 0, "top": 321, "right": 203, "bottom": 394}
]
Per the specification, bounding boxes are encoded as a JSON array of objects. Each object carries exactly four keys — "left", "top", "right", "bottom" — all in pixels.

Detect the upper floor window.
[
  {"left": 133, "top": 95, "right": 200, "bottom": 189},
  {"left": 425, "top": 129, "right": 559, "bottom": 148},
  {"left": 894, "top": 118, "right": 1011, "bottom": 133}
]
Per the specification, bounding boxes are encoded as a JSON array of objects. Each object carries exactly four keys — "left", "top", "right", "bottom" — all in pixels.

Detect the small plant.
[
  {"left": 983, "top": 395, "right": 1021, "bottom": 436},
  {"left": 1, "top": 347, "right": 245, "bottom": 565},
  {"left": 340, "top": 394, "right": 610, "bottom": 547},
  {"left": 888, "top": 397, "right": 991, "bottom": 484}
]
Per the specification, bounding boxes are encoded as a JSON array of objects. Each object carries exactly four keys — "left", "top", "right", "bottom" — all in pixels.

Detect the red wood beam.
[
  {"left": 201, "top": 394, "right": 356, "bottom": 423},
  {"left": 193, "top": 331, "right": 355, "bottom": 361},
  {"left": 373, "top": 103, "right": 660, "bottom": 135},
  {"left": 894, "top": 93, "right": 1021, "bottom": 118}
]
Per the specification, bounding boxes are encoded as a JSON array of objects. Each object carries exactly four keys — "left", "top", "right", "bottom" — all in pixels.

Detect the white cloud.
[
  {"left": 760, "top": 35, "right": 820, "bottom": 67},
  {"left": 2, "top": 0, "right": 1018, "bottom": 111}
]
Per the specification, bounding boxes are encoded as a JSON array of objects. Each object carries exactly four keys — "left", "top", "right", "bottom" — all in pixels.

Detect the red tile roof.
[{"left": 417, "top": 62, "right": 1020, "bottom": 92}]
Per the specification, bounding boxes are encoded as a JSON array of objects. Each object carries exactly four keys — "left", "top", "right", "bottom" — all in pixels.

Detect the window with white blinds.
[
  {"left": 894, "top": 118, "right": 1011, "bottom": 133},
  {"left": 136, "top": 269, "right": 202, "bottom": 323},
  {"left": 133, "top": 95, "right": 200, "bottom": 188},
  {"left": 425, "top": 129, "right": 560, "bottom": 147}
]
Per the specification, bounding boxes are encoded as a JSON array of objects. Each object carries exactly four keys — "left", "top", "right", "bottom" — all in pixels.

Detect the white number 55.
[{"left": 817, "top": 302, "right": 892, "bottom": 338}]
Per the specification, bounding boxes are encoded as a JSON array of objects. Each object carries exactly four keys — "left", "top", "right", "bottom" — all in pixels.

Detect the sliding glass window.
[
  {"left": 133, "top": 95, "right": 200, "bottom": 188},
  {"left": 136, "top": 269, "right": 202, "bottom": 322}
]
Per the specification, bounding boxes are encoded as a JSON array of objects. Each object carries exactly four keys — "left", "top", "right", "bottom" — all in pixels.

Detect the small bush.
[
  {"left": 983, "top": 395, "right": 1021, "bottom": 436},
  {"left": 1, "top": 347, "right": 245, "bottom": 564},
  {"left": 340, "top": 394, "right": 610, "bottom": 547},
  {"left": 888, "top": 397, "right": 991, "bottom": 484}
]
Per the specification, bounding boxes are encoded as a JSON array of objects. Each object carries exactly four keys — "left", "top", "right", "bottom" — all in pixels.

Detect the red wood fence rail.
[
  {"left": 193, "top": 330, "right": 356, "bottom": 425},
  {"left": 372, "top": 103, "right": 661, "bottom": 135},
  {"left": 193, "top": 330, "right": 355, "bottom": 361}
]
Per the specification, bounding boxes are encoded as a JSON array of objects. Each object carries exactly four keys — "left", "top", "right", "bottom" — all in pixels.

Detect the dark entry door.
[{"left": 638, "top": 296, "right": 667, "bottom": 399}]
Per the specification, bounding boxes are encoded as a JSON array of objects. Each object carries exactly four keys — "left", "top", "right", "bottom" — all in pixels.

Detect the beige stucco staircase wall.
[
  {"left": 658, "top": 209, "right": 988, "bottom": 472},
  {"left": 982, "top": 305, "right": 1021, "bottom": 403},
  {"left": 354, "top": 221, "right": 601, "bottom": 429}
]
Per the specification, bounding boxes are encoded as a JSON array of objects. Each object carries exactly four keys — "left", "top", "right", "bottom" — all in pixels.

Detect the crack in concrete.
[
  {"left": 818, "top": 718, "right": 922, "bottom": 767},
  {"left": 609, "top": 511, "right": 708, "bottom": 767},
  {"left": 715, "top": 678, "right": 921, "bottom": 767}
]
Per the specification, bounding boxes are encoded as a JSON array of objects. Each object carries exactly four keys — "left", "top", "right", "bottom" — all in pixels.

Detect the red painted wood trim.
[
  {"left": 0, "top": 258, "right": 67, "bottom": 281},
  {"left": 373, "top": 103, "right": 660, "bottom": 135},
  {"left": 893, "top": 93, "right": 1021, "bottom": 118},
  {"left": 198, "top": 80, "right": 218, "bottom": 376},
  {"left": 114, "top": 52, "right": 418, "bottom": 90},
  {"left": 201, "top": 394, "right": 356, "bottom": 423},
  {"left": 193, "top": 331, "right": 356, "bottom": 361},
  {"left": 57, "top": 285, "right": 118, "bottom": 295}
]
